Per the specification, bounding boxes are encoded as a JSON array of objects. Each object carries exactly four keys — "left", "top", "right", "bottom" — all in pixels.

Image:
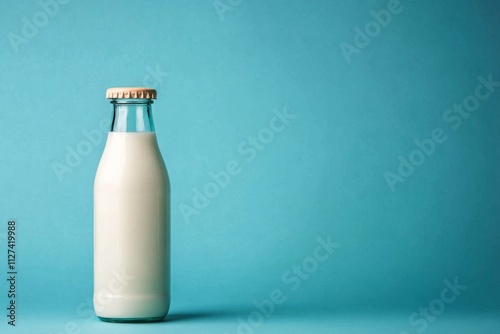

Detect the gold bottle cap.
[{"left": 106, "top": 87, "right": 157, "bottom": 99}]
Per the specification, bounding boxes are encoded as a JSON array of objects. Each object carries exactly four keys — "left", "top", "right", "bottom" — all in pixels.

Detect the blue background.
[{"left": 0, "top": 0, "right": 499, "bottom": 333}]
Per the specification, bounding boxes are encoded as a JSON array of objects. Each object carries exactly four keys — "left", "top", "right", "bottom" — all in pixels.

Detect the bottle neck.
[{"left": 110, "top": 99, "right": 155, "bottom": 132}]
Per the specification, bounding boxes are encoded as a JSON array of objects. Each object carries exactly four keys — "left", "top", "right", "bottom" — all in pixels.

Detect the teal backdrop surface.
[{"left": 0, "top": 0, "right": 499, "bottom": 333}]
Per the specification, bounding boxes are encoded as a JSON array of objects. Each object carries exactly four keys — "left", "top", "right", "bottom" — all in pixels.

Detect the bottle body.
[{"left": 93, "top": 91, "right": 169, "bottom": 322}]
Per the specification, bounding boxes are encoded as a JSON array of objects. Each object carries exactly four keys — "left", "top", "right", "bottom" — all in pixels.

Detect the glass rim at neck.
[{"left": 110, "top": 98, "right": 154, "bottom": 105}]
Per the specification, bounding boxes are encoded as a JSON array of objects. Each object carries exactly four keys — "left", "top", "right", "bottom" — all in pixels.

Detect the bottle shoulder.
[{"left": 95, "top": 132, "right": 169, "bottom": 188}]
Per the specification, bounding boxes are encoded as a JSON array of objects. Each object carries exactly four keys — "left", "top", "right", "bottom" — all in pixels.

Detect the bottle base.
[{"left": 98, "top": 316, "right": 166, "bottom": 323}]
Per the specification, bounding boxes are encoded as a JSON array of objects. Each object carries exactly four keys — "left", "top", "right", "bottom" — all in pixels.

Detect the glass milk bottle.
[{"left": 94, "top": 87, "right": 170, "bottom": 322}]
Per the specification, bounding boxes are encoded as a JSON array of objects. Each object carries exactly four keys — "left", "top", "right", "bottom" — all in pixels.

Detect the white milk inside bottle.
[{"left": 93, "top": 87, "right": 170, "bottom": 322}]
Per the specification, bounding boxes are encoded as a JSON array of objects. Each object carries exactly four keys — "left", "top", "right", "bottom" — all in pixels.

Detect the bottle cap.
[{"left": 106, "top": 87, "right": 157, "bottom": 99}]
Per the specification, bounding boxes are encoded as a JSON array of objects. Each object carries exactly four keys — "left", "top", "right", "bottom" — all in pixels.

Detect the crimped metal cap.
[{"left": 106, "top": 87, "right": 157, "bottom": 99}]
